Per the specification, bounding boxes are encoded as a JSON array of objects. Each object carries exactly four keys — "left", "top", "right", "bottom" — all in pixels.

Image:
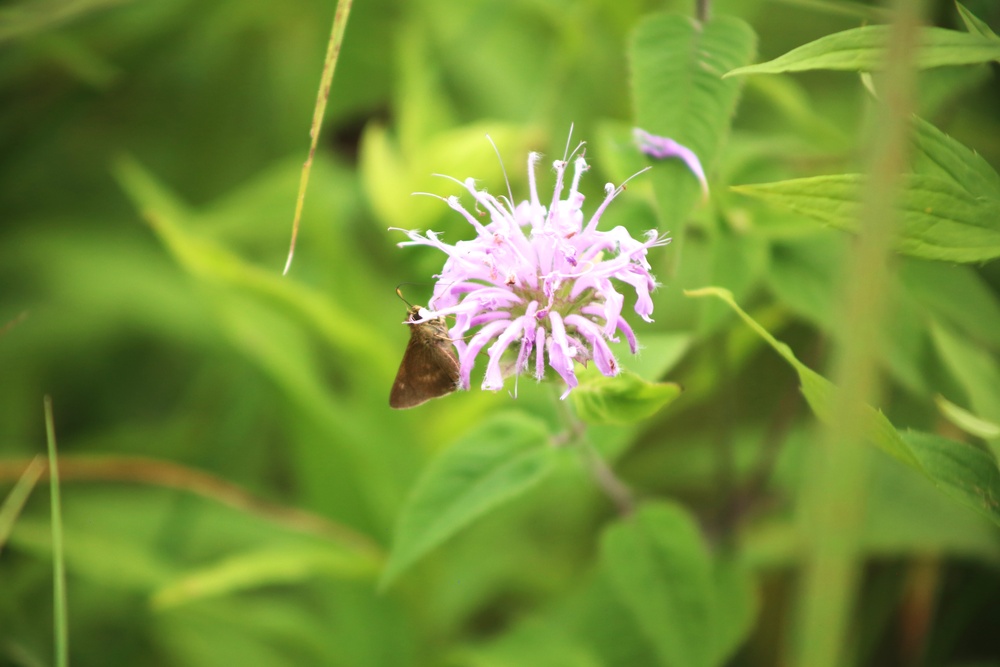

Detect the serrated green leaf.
[
  {"left": 600, "top": 502, "right": 755, "bottom": 667},
  {"left": 733, "top": 174, "right": 1000, "bottom": 263},
  {"left": 380, "top": 412, "right": 554, "bottom": 588},
  {"left": 726, "top": 25, "right": 1000, "bottom": 77},
  {"left": 570, "top": 370, "right": 681, "bottom": 426},
  {"left": 902, "top": 431, "right": 1000, "bottom": 518},
  {"left": 911, "top": 115, "right": 1000, "bottom": 199},
  {"left": 630, "top": 14, "right": 756, "bottom": 231},
  {"left": 686, "top": 287, "right": 1000, "bottom": 526},
  {"left": 957, "top": 2, "right": 1000, "bottom": 40}
]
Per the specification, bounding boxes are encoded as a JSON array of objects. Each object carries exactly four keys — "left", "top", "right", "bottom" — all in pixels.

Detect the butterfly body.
[{"left": 389, "top": 306, "right": 460, "bottom": 409}]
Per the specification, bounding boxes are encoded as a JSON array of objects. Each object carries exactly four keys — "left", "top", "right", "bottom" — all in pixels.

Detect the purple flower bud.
[{"left": 633, "top": 127, "right": 709, "bottom": 198}]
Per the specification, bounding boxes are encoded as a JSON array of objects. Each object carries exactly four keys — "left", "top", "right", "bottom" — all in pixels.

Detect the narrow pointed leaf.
[
  {"left": 152, "top": 547, "right": 378, "bottom": 610},
  {"left": 727, "top": 25, "right": 1000, "bottom": 77},
  {"left": 957, "top": 3, "right": 999, "bottom": 40},
  {"left": 686, "top": 287, "right": 1000, "bottom": 526}
]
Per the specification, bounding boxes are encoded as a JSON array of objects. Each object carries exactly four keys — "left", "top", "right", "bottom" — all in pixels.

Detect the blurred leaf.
[
  {"left": 899, "top": 259, "right": 1000, "bottom": 350},
  {"left": 360, "top": 122, "right": 540, "bottom": 231},
  {"left": 619, "top": 332, "right": 691, "bottom": 382},
  {"left": 380, "top": 412, "right": 555, "bottom": 588},
  {"left": 709, "top": 559, "right": 758, "bottom": 666},
  {"left": 0, "top": 0, "right": 127, "bottom": 42},
  {"left": 911, "top": 115, "right": 1000, "bottom": 199},
  {"left": 453, "top": 624, "right": 602, "bottom": 667},
  {"left": 601, "top": 502, "right": 754, "bottom": 667},
  {"left": 733, "top": 174, "right": 1000, "bottom": 263},
  {"left": 687, "top": 287, "right": 1000, "bottom": 525},
  {"left": 935, "top": 395, "right": 1000, "bottom": 439},
  {"left": 957, "top": 2, "right": 999, "bottom": 39},
  {"left": 114, "top": 156, "right": 394, "bottom": 375},
  {"left": 726, "top": 26, "right": 1000, "bottom": 76},
  {"left": 630, "top": 13, "right": 756, "bottom": 232},
  {"left": 0, "top": 457, "right": 43, "bottom": 554},
  {"left": 902, "top": 431, "right": 1000, "bottom": 519},
  {"left": 571, "top": 370, "right": 681, "bottom": 426},
  {"left": 746, "top": 429, "right": 1000, "bottom": 566},
  {"left": 766, "top": 235, "right": 843, "bottom": 329},
  {"left": 152, "top": 546, "right": 379, "bottom": 610},
  {"left": 12, "top": 517, "right": 174, "bottom": 592},
  {"left": 929, "top": 321, "right": 1000, "bottom": 454},
  {"left": 155, "top": 582, "right": 417, "bottom": 667}
]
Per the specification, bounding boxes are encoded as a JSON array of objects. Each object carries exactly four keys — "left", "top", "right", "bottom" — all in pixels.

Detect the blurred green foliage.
[{"left": 3, "top": 0, "right": 1000, "bottom": 665}]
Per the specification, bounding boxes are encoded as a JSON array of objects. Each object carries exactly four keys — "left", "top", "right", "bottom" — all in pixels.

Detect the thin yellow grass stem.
[{"left": 283, "top": 0, "right": 355, "bottom": 275}]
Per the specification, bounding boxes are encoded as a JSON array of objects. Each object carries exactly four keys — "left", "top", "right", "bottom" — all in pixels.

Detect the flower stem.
[
  {"left": 551, "top": 389, "right": 635, "bottom": 516},
  {"left": 696, "top": 0, "right": 710, "bottom": 22},
  {"left": 580, "top": 439, "right": 635, "bottom": 517}
]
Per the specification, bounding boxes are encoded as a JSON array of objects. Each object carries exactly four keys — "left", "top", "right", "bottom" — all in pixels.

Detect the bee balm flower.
[{"left": 395, "top": 143, "right": 669, "bottom": 398}]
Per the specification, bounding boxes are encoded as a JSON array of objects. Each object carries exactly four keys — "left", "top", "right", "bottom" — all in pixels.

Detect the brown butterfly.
[{"left": 389, "top": 304, "right": 460, "bottom": 409}]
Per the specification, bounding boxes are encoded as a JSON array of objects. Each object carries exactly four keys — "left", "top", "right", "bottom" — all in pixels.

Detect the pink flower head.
[{"left": 395, "top": 140, "right": 669, "bottom": 399}]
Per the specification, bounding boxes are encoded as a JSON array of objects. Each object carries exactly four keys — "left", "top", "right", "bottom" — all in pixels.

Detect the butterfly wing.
[{"left": 389, "top": 324, "right": 460, "bottom": 409}]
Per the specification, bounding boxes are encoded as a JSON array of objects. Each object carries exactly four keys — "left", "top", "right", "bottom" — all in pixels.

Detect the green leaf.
[
  {"left": 113, "top": 156, "right": 395, "bottom": 378},
  {"left": 601, "top": 502, "right": 755, "bottom": 667},
  {"left": 732, "top": 174, "right": 1000, "bottom": 263},
  {"left": 899, "top": 259, "right": 1000, "bottom": 350},
  {"left": 929, "top": 321, "right": 1000, "bottom": 454},
  {"left": 0, "top": 457, "right": 44, "bottom": 555},
  {"left": 619, "top": 333, "right": 691, "bottom": 382},
  {"left": 903, "top": 431, "right": 1000, "bottom": 518},
  {"left": 935, "top": 395, "right": 1000, "bottom": 440},
  {"left": 630, "top": 14, "right": 756, "bottom": 231},
  {"left": 152, "top": 547, "right": 378, "bottom": 610},
  {"left": 957, "top": 2, "right": 1000, "bottom": 40},
  {"left": 571, "top": 370, "right": 682, "bottom": 426},
  {"left": 709, "top": 559, "right": 758, "bottom": 667},
  {"left": 726, "top": 25, "right": 1000, "bottom": 77},
  {"left": 686, "top": 287, "right": 1000, "bottom": 526},
  {"left": 911, "top": 115, "right": 1000, "bottom": 199},
  {"left": 380, "top": 412, "right": 555, "bottom": 588}
]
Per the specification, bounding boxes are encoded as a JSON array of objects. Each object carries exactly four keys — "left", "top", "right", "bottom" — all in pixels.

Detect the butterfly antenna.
[{"left": 395, "top": 284, "right": 415, "bottom": 308}]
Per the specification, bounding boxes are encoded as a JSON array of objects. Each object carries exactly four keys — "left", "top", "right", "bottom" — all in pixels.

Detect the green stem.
[
  {"left": 45, "top": 397, "right": 68, "bottom": 667},
  {"left": 696, "top": 0, "right": 710, "bottom": 22},
  {"left": 792, "top": 1, "right": 923, "bottom": 665},
  {"left": 552, "top": 389, "right": 635, "bottom": 516}
]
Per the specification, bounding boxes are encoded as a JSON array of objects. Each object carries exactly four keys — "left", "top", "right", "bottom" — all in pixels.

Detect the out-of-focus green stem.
[
  {"left": 792, "top": 2, "right": 923, "bottom": 666},
  {"left": 552, "top": 389, "right": 635, "bottom": 516},
  {"left": 45, "top": 397, "right": 68, "bottom": 667}
]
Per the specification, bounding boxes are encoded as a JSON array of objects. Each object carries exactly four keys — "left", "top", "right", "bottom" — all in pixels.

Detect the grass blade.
[
  {"left": 0, "top": 455, "right": 44, "bottom": 555},
  {"left": 45, "top": 396, "right": 68, "bottom": 667}
]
